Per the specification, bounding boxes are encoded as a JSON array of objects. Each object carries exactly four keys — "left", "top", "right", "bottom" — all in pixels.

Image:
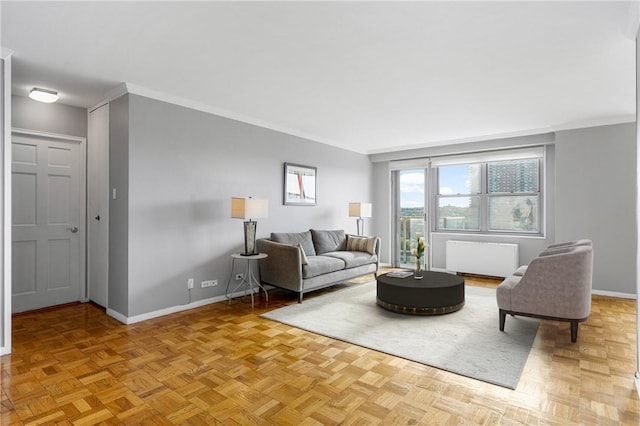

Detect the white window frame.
[{"left": 432, "top": 147, "right": 545, "bottom": 236}]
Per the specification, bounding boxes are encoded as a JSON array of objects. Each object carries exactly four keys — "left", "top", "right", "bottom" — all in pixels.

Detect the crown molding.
[{"left": 109, "top": 82, "right": 357, "bottom": 152}]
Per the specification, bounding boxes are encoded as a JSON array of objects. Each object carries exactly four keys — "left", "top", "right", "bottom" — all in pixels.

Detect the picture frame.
[{"left": 284, "top": 162, "right": 317, "bottom": 206}]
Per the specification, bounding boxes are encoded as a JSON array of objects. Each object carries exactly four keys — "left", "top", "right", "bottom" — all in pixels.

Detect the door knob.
[{"left": 67, "top": 226, "right": 78, "bottom": 233}]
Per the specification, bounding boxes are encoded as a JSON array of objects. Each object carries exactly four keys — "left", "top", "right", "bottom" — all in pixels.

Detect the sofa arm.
[{"left": 256, "top": 239, "right": 304, "bottom": 292}]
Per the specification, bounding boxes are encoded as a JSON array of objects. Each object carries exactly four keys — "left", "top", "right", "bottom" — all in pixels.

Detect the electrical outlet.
[
  {"left": 235, "top": 273, "right": 244, "bottom": 281},
  {"left": 187, "top": 278, "right": 194, "bottom": 289},
  {"left": 201, "top": 280, "right": 218, "bottom": 288}
]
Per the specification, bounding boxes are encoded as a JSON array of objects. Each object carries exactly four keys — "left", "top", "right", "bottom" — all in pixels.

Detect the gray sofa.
[
  {"left": 256, "top": 229, "right": 380, "bottom": 302},
  {"left": 496, "top": 240, "right": 594, "bottom": 342}
]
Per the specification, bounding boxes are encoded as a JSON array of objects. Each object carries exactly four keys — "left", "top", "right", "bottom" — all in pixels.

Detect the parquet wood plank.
[{"left": 1, "top": 271, "right": 638, "bottom": 424}]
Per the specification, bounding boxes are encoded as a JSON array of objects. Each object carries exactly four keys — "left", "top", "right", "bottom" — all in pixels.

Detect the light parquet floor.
[{"left": 1, "top": 271, "right": 638, "bottom": 425}]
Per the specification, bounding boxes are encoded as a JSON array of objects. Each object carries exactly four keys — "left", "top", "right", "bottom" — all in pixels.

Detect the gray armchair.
[{"left": 496, "top": 242, "right": 593, "bottom": 342}]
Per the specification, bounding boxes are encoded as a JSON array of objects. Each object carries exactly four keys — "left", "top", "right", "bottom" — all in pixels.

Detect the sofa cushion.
[
  {"left": 271, "top": 231, "right": 316, "bottom": 256},
  {"left": 311, "top": 229, "right": 346, "bottom": 254},
  {"left": 345, "top": 235, "right": 377, "bottom": 255},
  {"left": 302, "top": 255, "right": 346, "bottom": 278},
  {"left": 322, "top": 251, "right": 377, "bottom": 269}
]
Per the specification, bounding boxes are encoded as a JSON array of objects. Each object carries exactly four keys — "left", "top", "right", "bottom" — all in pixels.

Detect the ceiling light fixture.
[{"left": 28, "top": 87, "right": 59, "bottom": 103}]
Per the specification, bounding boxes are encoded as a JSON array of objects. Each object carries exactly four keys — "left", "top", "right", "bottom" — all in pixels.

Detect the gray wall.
[
  {"left": 109, "top": 95, "right": 129, "bottom": 316},
  {"left": 555, "top": 123, "right": 637, "bottom": 295},
  {"left": 10, "top": 89, "right": 637, "bottom": 320},
  {"left": 370, "top": 123, "right": 637, "bottom": 295},
  {"left": 371, "top": 161, "right": 392, "bottom": 264},
  {"left": 113, "top": 94, "right": 372, "bottom": 318},
  {"left": 12, "top": 95, "right": 87, "bottom": 137}
]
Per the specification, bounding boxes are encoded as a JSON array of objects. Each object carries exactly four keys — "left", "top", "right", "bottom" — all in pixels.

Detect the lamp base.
[{"left": 242, "top": 220, "right": 258, "bottom": 256}]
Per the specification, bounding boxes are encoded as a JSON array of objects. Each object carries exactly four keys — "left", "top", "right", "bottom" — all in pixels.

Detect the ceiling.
[{"left": 1, "top": 1, "right": 637, "bottom": 155}]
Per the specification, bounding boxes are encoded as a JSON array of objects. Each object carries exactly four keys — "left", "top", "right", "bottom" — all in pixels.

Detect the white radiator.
[{"left": 445, "top": 240, "right": 518, "bottom": 278}]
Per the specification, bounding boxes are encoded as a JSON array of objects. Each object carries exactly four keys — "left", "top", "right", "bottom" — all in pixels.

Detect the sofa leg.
[
  {"left": 298, "top": 292, "right": 303, "bottom": 303},
  {"left": 570, "top": 321, "right": 578, "bottom": 343},
  {"left": 499, "top": 309, "right": 506, "bottom": 331}
]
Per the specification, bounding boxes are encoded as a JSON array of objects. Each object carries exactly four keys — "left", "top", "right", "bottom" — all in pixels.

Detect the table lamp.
[
  {"left": 349, "top": 202, "right": 372, "bottom": 236},
  {"left": 231, "top": 197, "right": 269, "bottom": 256}
]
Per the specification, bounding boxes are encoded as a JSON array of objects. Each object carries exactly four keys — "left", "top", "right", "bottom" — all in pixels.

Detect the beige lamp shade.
[
  {"left": 231, "top": 197, "right": 269, "bottom": 219},
  {"left": 349, "top": 202, "right": 372, "bottom": 218}
]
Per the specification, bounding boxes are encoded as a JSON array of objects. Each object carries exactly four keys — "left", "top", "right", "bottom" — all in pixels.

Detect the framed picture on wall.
[{"left": 284, "top": 163, "right": 317, "bottom": 206}]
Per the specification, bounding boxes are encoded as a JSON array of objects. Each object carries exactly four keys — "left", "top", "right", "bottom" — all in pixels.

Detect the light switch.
[{"left": 112, "top": 188, "right": 117, "bottom": 199}]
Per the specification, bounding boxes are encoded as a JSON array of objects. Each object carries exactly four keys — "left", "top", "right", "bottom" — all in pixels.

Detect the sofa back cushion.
[
  {"left": 311, "top": 229, "right": 346, "bottom": 254},
  {"left": 271, "top": 231, "right": 316, "bottom": 256}
]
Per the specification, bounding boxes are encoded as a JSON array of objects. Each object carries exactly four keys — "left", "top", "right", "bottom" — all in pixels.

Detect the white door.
[
  {"left": 88, "top": 103, "right": 109, "bottom": 307},
  {"left": 12, "top": 130, "right": 86, "bottom": 313}
]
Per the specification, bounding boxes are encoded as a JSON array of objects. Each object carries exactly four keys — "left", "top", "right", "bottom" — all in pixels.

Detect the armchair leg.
[
  {"left": 499, "top": 309, "right": 506, "bottom": 331},
  {"left": 570, "top": 321, "right": 579, "bottom": 343}
]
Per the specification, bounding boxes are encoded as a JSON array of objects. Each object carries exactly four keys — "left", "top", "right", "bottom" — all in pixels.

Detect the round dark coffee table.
[{"left": 377, "top": 271, "right": 465, "bottom": 315}]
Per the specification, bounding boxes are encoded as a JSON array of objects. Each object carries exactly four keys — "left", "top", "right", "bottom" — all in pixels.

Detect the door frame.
[
  {"left": 11, "top": 127, "right": 88, "bottom": 306},
  {"left": 1, "top": 54, "right": 11, "bottom": 356}
]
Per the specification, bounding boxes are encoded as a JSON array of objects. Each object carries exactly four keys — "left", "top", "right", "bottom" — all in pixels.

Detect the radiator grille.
[{"left": 445, "top": 240, "right": 518, "bottom": 278}]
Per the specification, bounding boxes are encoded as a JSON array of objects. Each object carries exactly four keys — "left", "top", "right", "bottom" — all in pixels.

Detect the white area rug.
[{"left": 261, "top": 281, "right": 539, "bottom": 389}]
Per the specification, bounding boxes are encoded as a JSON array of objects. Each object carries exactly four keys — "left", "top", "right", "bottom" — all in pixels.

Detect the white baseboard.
[
  {"left": 591, "top": 289, "right": 637, "bottom": 300},
  {"left": 106, "top": 288, "right": 259, "bottom": 325},
  {"left": 636, "top": 372, "right": 640, "bottom": 399},
  {"left": 106, "top": 308, "right": 128, "bottom": 324}
]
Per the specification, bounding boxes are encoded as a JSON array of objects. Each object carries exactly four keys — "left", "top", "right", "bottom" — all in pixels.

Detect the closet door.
[{"left": 88, "top": 103, "right": 109, "bottom": 308}]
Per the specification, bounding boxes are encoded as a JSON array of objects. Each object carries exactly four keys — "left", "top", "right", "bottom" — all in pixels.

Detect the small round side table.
[{"left": 225, "top": 253, "right": 268, "bottom": 308}]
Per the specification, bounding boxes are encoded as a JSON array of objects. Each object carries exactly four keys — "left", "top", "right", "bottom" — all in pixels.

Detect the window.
[
  {"left": 435, "top": 151, "right": 543, "bottom": 234},
  {"left": 487, "top": 159, "right": 539, "bottom": 232},
  {"left": 437, "top": 164, "right": 481, "bottom": 231}
]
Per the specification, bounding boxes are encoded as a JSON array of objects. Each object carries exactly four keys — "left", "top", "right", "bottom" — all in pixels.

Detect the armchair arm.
[{"left": 256, "top": 239, "right": 304, "bottom": 292}]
